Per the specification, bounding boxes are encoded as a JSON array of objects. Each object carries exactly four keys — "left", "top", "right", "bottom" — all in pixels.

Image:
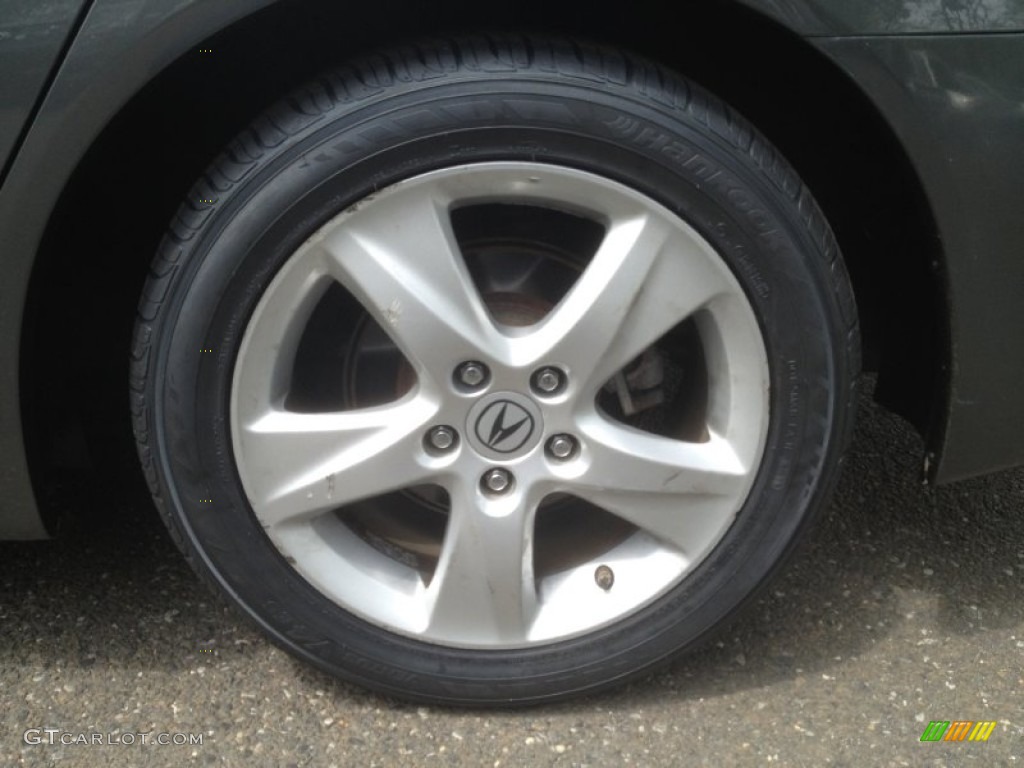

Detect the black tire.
[{"left": 131, "top": 35, "right": 859, "bottom": 705}]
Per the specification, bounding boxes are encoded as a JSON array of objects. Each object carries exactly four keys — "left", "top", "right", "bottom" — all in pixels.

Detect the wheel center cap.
[{"left": 466, "top": 392, "right": 544, "bottom": 459}]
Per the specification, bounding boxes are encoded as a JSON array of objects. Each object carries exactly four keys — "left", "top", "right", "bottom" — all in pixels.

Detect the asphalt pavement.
[{"left": 2, "top": 381, "right": 1022, "bottom": 767}]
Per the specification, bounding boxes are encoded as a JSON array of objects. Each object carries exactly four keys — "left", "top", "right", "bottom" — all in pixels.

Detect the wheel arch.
[{"left": 14, "top": 0, "right": 945, "bottom": 537}]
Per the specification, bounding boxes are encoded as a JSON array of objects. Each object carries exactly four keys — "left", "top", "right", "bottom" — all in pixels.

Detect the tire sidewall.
[{"left": 149, "top": 77, "right": 847, "bottom": 702}]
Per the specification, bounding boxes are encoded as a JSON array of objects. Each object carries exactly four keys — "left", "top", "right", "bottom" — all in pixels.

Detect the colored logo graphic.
[{"left": 920, "top": 720, "right": 996, "bottom": 742}]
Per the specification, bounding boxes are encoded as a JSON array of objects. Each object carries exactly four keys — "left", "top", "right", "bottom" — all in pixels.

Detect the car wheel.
[{"left": 131, "top": 36, "right": 859, "bottom": 704}]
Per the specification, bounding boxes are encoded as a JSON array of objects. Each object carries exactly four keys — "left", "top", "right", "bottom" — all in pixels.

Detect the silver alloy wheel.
[{"left": 230, "top": 162, "right": 770, "bottom": 649}]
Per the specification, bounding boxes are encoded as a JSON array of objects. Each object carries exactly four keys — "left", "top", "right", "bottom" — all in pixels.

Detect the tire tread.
[{"left": 129, "top": 33, "right": 860, "bottom": 704}]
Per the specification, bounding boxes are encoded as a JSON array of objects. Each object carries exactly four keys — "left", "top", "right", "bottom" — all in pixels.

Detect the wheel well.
[{"left": 21, "top": 0, "right": 943, "bottom": 522}]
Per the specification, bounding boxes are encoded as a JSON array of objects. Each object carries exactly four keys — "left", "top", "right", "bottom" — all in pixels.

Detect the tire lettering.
[
  {"left": 771, "top": 360, "right": 802, "bottom": 491},
  {"left": 725, "top": 187, "right": 778, "bottom": 237}
]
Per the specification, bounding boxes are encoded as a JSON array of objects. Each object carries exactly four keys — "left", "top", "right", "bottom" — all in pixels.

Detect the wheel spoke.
[
  {"left": 570, "top": 418, "right": 750, "bottom": 553},
  {"left": 526, "top": 213, "right": 732, "bottom": 392},
  {"left": 571, "top": 488, "right": 741, "bottom": 561},
  {"left": 237, "top": 397, "right": 437, "bottom": 530},
  {"left": 228, "top": 161, "right": 772, "bottom": 649},
  {"left": 425, "top": 482, "right": 538, "bottom": 644},
  {"left": 318, "top": 185, "right": 506, "bottom": 387}
]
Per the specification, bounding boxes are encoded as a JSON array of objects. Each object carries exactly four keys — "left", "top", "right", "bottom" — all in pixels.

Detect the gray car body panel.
[
  {"left": 739, "top": 0, "right": 1024, "bottom": 34},
  {"left": 810, "top": 33, "right": 1024, "bottom": 483},
  {"left": 0, "top": 0, "right": 85, "bottom": 179},
  {"left": 1, "top": 0, "right": 1022, "bottom": 537},
  {"left": 0, "top": 0, "right": 275, "bottom": 538}
]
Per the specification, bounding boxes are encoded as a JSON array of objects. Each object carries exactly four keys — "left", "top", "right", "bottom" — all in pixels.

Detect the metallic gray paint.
[
  {"left": 0, "top": 0, "right": 274, "bottom": 537},
  {"left": 739, "top": 0, "right": 1024, "bottom": 35},
  {"left": 0, "top": 0, "right": 85, "bottom": 180},
  {"left": 813, "top": 33, "right": 1024, "bottom": 481},
  {"left": 1, "top": 0, "right": 1023, "bottom": 536},
  {"left": 0, "top": 0, "right": 87, "bottom": 538}
]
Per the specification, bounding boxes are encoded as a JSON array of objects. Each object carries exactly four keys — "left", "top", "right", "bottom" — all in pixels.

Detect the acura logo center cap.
[{"left": 466, "top": 392, "right": 544, "bottom": 459}]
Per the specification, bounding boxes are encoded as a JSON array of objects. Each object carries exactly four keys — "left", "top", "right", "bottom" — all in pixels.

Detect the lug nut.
[
  {"left": 533, "top": 366, "right": 564, "bottom": 394},
  {"left": 427, "top": 425, "right": 457, "bottom": 452},
  {"left": 456, "top": 361, "right": 488, "bottom": 389},
  {"left": 547, "top": 434, "right": 577, "bottom": 460},
  {"left": 595, "top": 564, "right": 615, "bottom": 591},
  {"left": 482, "top": 468, "right": 513, "bottom": 494}
]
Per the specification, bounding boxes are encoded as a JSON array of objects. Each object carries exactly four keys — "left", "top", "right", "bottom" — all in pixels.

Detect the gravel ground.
[{"left": 1, "top": 382, "right": 1022, "bottom": 767}]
